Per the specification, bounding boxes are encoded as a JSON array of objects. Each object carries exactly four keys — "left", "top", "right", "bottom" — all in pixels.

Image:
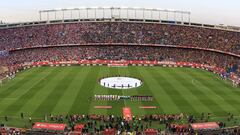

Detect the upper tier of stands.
[{"left": 0, "top": 21, "right": 239, "bottom": 55}]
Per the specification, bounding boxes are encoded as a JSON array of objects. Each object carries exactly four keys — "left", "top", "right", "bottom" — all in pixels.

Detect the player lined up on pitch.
[{"left": 94, "top": 95, "right": 153, "bottom": 101}]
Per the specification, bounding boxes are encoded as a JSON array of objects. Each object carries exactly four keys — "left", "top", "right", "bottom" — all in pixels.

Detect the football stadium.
[{"left": 0, "top": 5, "right": 240, "bottom": 135}]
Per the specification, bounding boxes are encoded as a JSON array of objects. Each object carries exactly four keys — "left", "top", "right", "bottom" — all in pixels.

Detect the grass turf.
[{"left": 0, "top": 66, "right": 240, "bottom": 127}]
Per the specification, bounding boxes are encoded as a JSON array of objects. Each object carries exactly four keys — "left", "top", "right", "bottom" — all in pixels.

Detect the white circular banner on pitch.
[{"left": 100, "top": 77, "right": 142, "bottom": 89}]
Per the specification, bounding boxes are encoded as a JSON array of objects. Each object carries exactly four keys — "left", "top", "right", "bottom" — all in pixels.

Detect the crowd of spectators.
[
  {"left": 6, "top": 46, "right": 239, "bottom": 72},
  {"left": 47, "top": 113, "right": 184, "bottom": 134},
  {"left": 0, "top": 22, "right": 239, "bottom": 55},
  {"left": 0, "top": 58, "right": 8, "bottom": 80},
  {"left": 0, "top": 22, "right": 239, "bottom": 134},
  {"left": 25, "top": 113, "right": 239, "bottom": 134},
  {"left": 1, "top": 112, "right": 239, "bottom": 134},
  {"left": 0, "top": 21, "right": 239, "bottom": 79}
]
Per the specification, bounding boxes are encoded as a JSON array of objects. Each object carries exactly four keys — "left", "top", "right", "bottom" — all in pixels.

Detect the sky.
[{"left": 0, "top": 0, "right": 240, "bottom": 26}]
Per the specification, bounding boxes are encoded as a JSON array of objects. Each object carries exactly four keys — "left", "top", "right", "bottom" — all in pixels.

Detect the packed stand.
[
  {"left": 7, "top": 46, "right": 239, "bottom": 71},
  {"left": 0, "top": 58, "right": 8, "bottom": 80},
  {"left": 0, "top": 22, "right": 240, "bottom": 55}
]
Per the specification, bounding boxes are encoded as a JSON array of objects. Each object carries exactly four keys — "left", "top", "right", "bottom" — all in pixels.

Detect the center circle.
[{"left": 99, "top": 77, "right": 142, "bottom": 89}]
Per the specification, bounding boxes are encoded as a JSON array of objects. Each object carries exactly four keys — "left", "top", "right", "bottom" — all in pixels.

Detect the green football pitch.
[{"left": 0, "top": 66, "right": 240, "bottom": 120}]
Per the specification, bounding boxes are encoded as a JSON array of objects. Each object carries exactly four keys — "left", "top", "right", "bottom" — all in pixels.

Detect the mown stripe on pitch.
[
  {"left": 85, "top": 66, "right": 102, "bottom": 115},
  {"left": 0, "top": 67, "right": 57, "bottom": 116},
  {"left": 195, "top": 69, "right": 240, "bottom": 100},
  {"left": 27, "top": 67, "right": 66, "bottom": 117},
  {"left": 167, "top": 68, "right": 218, "bottom": 114},
  {"left": 106, "top": 67, "right": 125, "bottom": 116},
  {"left": 0, "top": 68, "right": 41, "bottom": 99},
  {"left": 186, "top": 69, "right": 240, "bottom": 113},
  {"left": 0, "top": 68, "right": 46, "bottom": 113},
  {"left": 141, "top": 67, "right": 180, "bottom": 114},
  {"left": 33, "top": 67, "right": 78, "bottom": 115},
  {"left": 51, "top": 67, "right": 85, "bottom": 114},
  {"left": 69, "top": 66, "right": 100, "bottom": 114},
  {"left": 0, "top": 68, "right": 36, "bottom": 93},
  {"left": 129, "top": 66, "right": 164, "bottom": 114},
  {"left": 149, "top": 67, "right": 199, "bottom": 115},
  {"left": 212, "top": 78, "right": 240, "bottom": 96},
  {"left": 189, "top": 69, "right": 240, "bottom": 100},
  {"left": 165, "top": 69, "right": 209, "bottom": 105},
  {"left": 124, "top": 67, "right": 146, "bottom": 115},
  {"left": 212, "top": 79, "right": 240, "bottom": 96},
  {"left": 20, "top": 67, "right": 63, "bottom": 116},
  {"left": 209, "top": 81, "right": 240, "bottom": 113},
  {"left": 200, "top": 85, "right": 240, "bottom": 113},
  {"left": 30, "top": 67, "right": 68, "bottom": 116},
  {"left": 88, "top": 66, "right": 109, "bottom": 115},
  {"left": 183, "top": 68, "right": 233, "bottom": 114}
]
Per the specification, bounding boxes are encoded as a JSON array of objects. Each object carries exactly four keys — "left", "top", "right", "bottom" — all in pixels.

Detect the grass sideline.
[{"left": 0, "top": 66, "right": 240, "bottom": 128}]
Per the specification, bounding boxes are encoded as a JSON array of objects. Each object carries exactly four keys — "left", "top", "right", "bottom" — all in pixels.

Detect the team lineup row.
[{"left": 94, "top": 95, "right": 154, "bottom": 101}]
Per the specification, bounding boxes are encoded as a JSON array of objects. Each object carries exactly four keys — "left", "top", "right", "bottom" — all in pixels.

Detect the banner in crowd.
[
  {"left": 190, "top": 122, "right": 219, "bottom": 130},
  {"left": 32, "top": 122, "right": 66, "bottom": 131},
  {"left": 25, "top": 60, "right": 225, "bottom": 74},
  {"left": 27, "top": 60, "right": 159, "bottom": 66},
  {"left": 144, "top": 128, "right": 158, "bottom": 135}
]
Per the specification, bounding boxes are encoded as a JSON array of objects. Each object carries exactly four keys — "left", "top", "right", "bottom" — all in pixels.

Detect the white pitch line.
[
  {"left": 122, "top": 90, "right": 127, "bottom": 107},
  {"left": 191, "top": 79, "right": 196, "bottom": 85},
  {"left": 215, "top": 94, "right": 224, "bottom": 100}
]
